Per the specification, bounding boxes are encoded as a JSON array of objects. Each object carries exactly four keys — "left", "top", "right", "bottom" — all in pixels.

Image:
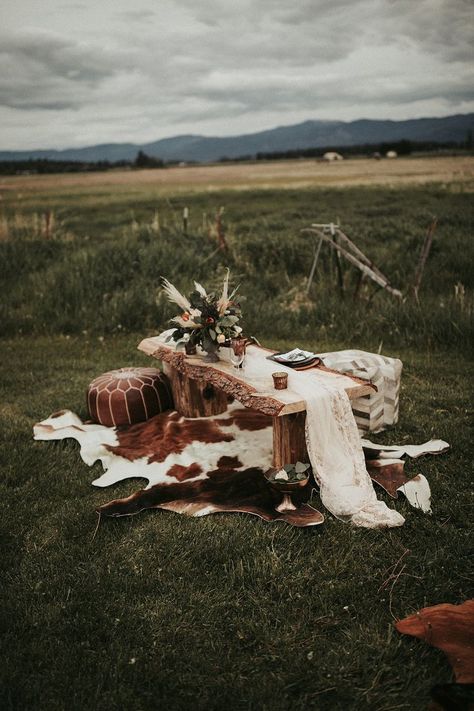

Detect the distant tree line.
[
  {"left": 1, "top": 135, "right": 472, "bottom": 175},
  {"left": 133, "top": 150, "right": 165, "bottom": 168},
  {"left": 0, "top": 158, "right": 133, "bottom": 175},
  {"left": 0, "top": 151, "right": 167, "bottom": 175},
  {"left": 225, "top": 138, "right": 472, "bottom": 163}
]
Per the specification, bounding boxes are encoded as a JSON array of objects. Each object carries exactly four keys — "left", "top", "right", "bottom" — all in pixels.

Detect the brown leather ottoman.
[{"left": 87, "top": 367, "right": 173, "bottom": 427}]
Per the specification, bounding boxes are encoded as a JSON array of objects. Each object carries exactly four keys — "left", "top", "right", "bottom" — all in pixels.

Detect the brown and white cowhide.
[{"left": 33, "top": 403, "right": 447, "bottom": 527}]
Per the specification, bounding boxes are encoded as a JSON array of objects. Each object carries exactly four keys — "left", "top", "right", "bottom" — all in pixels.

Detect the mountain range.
[{"left": 1, "top": 113, "right": 472, "bottom": 163}]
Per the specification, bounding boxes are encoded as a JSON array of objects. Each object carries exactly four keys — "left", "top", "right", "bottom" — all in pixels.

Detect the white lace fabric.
[{"left": 287, "top": 370, "right": 405, "bottom": 528}]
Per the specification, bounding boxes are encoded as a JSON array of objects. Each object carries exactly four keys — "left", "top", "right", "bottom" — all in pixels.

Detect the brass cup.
[{"left": 272, "top": 371, "right": 288, "bottom": 390}]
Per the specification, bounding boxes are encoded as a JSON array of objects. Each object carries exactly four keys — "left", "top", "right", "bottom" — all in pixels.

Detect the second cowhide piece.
[
  {"left": 396, "top": 600, "right": 474, "bottom": 684},
  {"left": 87, "top": 367, "right": 173, "bottom": 427},
  {"left": 33, "top": 402, "right": 446, "bottom": 527}
]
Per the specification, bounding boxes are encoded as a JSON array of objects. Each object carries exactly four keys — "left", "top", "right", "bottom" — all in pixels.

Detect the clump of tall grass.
[{"left": 0, "top": 210, "right": 75, "bottom": 242}]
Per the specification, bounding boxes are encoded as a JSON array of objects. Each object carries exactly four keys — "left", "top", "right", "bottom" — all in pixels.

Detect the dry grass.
[{"left": 1, "top": 155, "right": 473, "bottom": 197}]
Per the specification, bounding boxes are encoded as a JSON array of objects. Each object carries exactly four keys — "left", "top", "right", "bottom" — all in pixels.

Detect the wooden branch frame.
[{"left": 302, "top": 226, "right": 402, "bottom": 299}]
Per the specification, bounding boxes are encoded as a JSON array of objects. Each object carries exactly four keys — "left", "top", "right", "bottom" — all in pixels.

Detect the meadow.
[{"left": 1, "top": 157, "right": 473, "bottom": 710}]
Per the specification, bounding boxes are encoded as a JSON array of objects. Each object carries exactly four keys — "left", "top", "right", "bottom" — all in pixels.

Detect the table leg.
[
  {"left": 272, "top": 412, "right": 308, "bottom": 469},
  {"left": 163, "top": 363, "right": 228, "bottom": 418}
]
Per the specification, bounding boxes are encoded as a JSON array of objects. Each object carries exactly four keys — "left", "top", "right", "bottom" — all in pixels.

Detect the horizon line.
[{"left": 0, "top": 110, "right": 472, "bottom": 154}]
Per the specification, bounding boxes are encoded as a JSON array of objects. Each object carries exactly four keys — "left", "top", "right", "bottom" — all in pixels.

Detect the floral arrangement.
[{"left": 161, "top": 270, "right": 242, "bottom": 357}]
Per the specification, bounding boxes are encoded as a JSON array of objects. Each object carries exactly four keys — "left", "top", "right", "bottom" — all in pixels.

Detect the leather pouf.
[{"left": 87, "top": 367, "right": 174, "bottom": 427}]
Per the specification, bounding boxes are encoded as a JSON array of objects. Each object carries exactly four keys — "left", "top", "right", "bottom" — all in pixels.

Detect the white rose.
[
  {"left": 234, "top": 325, "right": 242, "bottom": 333},
  {"left": 217, "top": 334, "right": 226, "bottom": 343}
]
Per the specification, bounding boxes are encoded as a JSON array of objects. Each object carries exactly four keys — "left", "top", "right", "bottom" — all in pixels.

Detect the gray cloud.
[
  {"left": 381, "top": 0, "right": 474, "bottom": 63},
  {"left": 116, "top": 9, "right": 156, "bottom": 22},
  {"left": 0, "top": 30, "right": 134, "bottom": 109},
  {"left": 0, "top": 0, "right": 473, "bottom": 149}
]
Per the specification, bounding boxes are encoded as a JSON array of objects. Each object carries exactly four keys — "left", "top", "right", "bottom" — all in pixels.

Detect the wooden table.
[{"left": 138, "top": 336, "right": 373, "bottom": 468}]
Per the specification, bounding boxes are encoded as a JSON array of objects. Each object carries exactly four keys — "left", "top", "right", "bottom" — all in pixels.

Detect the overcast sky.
[{"left": 1, "top": 0, "right": 473, "bottom": 150}]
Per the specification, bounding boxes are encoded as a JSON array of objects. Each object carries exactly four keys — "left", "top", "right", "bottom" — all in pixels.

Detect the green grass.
[
  {"left": 1, "top": 185, "right": 473, "bottom": 347},
  {"left": 1, "top": 335, "right": 472, "bottom": 711},
  {"left": 1, "top": 179, "right": 473, "bottom": 710}
]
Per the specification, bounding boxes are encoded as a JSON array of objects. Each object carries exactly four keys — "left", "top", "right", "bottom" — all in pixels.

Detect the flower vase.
[
  {"left": 201, "top": 333, "right": 220, "bottom": 363},
  {"left": 203, "top": 343, "right": 220, "bottom": 363},
  {"left": 184, "top": 341, "right": 197, "bottom": 356}
]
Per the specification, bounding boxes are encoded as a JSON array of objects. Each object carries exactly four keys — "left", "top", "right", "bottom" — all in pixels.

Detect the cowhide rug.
[{"left": 33, "top": 402, "right": 448, "bottom": 528}]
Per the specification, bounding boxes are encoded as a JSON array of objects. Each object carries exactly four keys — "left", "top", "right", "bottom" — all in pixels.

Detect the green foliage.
[{"left": 0, "top": 185, "right": 473, "bottom": 350}]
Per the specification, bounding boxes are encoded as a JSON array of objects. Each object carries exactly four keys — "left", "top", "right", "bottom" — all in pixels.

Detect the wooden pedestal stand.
[{"left": 138, "top": 337, "right": 374, "bottom": 469}]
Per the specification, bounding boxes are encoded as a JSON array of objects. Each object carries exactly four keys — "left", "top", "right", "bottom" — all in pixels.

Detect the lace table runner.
[{"left": 288, "top": 370, "right": 405, "bottom": 528}]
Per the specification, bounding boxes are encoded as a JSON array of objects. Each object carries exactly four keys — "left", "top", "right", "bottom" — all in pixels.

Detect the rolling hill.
[{"left": 1, "top": 113, "right": 472, "bottom": 163}]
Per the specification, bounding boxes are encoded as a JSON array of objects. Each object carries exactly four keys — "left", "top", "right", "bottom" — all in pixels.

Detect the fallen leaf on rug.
[{"left": 34, "top": 403, "right": 446, "bottom": 526}]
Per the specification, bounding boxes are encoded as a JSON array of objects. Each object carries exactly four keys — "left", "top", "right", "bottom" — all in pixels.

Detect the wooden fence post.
[
  {"left": 182, "top": 207, "right": 189, "bottom": 235},
  {"left": 215, "top": 207, "right": 228, "bottom": 250},
  {"left": 412, "top": 218, "right": 437, "bottom": 301},
  {"left": 43, "top": 210, "right": 52, "bottom": 239}
]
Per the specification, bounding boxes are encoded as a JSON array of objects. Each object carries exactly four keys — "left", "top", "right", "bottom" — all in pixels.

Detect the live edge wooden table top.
[
  {"left": 138, "top": 336, "right": 373, "bottom": 468},
  {"left": 138, "top": 336, "right": 372, "bottom": 414}
]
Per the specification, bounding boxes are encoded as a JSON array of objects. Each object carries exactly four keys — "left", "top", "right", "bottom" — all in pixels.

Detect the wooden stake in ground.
[
  {"left": 412, "top": 217, "right": 437, "bottom": 302},
  {"left": 43, "top": 210, "right": 53, "bottom": 239},
  {"left": 215, "top": 206, "right": 228, "bottom": 250},
  {"left": 151, "top": 210, "right": 160, "bottom": 234},
  {"left": 182, "top": 206, "right": 189, "bottom": 235}
]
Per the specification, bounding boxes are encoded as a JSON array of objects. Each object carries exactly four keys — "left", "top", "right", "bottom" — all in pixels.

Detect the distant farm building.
[
  {"left": 386, "top": 150, "right": 398, "bottom": 158},
  {"left": 322, "top": 152, "right": 344, "bottom": 162}
]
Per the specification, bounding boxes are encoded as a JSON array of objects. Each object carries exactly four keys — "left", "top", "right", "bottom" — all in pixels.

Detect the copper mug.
[{"left": 272, "top": 371, "right": 288, "bottom": 389}]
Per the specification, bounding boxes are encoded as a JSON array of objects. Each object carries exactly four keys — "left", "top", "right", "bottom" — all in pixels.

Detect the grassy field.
[
  {"left": 2, "top": 155, "right": 474, "bottom": 194},
  {"left": 1, "top": 158, "right": 473, "bottom": 710}
]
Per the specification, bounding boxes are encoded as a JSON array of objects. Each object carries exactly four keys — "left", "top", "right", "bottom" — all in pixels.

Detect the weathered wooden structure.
[{"left": 303, "top": 222, "right": 402, "bottom": 299}]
